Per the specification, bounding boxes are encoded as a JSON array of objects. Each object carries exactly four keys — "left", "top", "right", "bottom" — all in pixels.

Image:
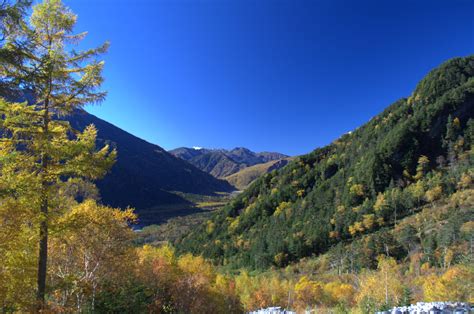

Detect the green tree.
[
  {"left": 444, "top": 115, "right": 460, "bottom": 146},
  {"left": 0, "top": 0, "right": 114, "bottom": 308},
  {"left": 414, "top": 155, "right": 430, "bottom": 181}
]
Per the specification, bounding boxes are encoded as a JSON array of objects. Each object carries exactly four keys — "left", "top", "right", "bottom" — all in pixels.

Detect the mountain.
[
  {"left": 185, "top": 151, "right": 244, "bottom": 178},
  {"left": 177, "top": 55, "right": 474, "bottom": 270},
  {"left": 66, "top": 111, "right": 234, "bottom": 223},
  {"left": 224, "top": 158, "right": 293, "bottom": 190},
  {"left": 169, "top": 147, "right": 288, "bottom": 178}
]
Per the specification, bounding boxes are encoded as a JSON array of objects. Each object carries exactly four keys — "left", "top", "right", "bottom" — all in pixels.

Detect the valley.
[{"left": 0, "top": 1, "right": 472, "bottom": 312}]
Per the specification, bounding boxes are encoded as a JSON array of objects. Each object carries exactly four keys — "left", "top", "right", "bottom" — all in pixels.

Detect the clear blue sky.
[{"left": 61, "top": 0, "right": 473, "bottom": 156}]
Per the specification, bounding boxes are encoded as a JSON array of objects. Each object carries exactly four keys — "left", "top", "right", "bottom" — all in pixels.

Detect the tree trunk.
[
  {"left": 36, "top": 195, "right": 48, "bottom": 310},
  {"left": 384, "top": 269, "right": 389, "bottom": 305},
  {"left": 37, "top": 100, "right": 50, "bottom": 311}
]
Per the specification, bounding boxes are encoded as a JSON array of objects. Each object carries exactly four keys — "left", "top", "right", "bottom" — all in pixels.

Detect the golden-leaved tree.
[
  {"left": 356, "top": 256, "right": 405, "bottom": 312},
  {"left": 0, "top": 0, "right": 115, "bottom": 309},
  {"left": 48, "top": 200, "right": 137, "bottom": 311},
  {"left": 422, "top": 265, "right": 474, "bottom": 302}
]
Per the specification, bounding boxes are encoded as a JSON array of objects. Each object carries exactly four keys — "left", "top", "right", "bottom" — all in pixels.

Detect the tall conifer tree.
[{"left": 0, "top": 0, "right": 115, "bottom": 308}]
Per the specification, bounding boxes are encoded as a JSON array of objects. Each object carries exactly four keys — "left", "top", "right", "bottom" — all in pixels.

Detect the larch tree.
[{"left": 0, "top": 0, "right": 115, "bottom": 309}]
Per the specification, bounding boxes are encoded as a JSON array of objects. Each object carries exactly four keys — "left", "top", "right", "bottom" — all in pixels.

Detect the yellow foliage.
[
  {"left": 0, "top": 203, "right": 37, "bottom": 310},
  {"left": 420, "top": 262, "right": 433, "bottom": 274},
  {"left": 460, "top": 221, "right": 474, "bottom": 235},
  {"left": 178, "top": 253, "right": 214, "bottom": 281},
  {"left": 244, "top": 203, "right": 256, "bottom": 215},
  {"left": 324, "top": 281, "right": 355, "bottom": 306},
  {"left": 356, "top": 256, "right": 404, "bottom": 310},
  {"left": 453, "top": 117, "right": 461, "bottom": 128},
  {"left": 373, "top": 192, "right": 387, "bottom": 212},
  {"left": 348, "top": 225, "right": 356, "bottom": 236},
  {"left": 362, "top": 214, "right": 375, "bottom": 230},
  {"left": 403, "top": 169, "right": 412, "bottom": 180},
  {"left": 273, "top": 252, "right": 288, "bottom": 267},
  {"left": 206, "top": 220, "right": 215, "bottom": 234},
  {"left": 425, "top": 185, "right": 443, "bottom": 202},
  {"left": 349, "top": 222, "right": 365, "bottom": 236},
  {"left": 48, "top": 200, "right": 137, "bottom": 310},
  {"left": 414, "top": 155, "right": 430, "bottom": 180},
  {"left": 228, "top": 216, "right": 240, "bottom": 233},
  {"left": 235, "top": 272, "right": 290, "bottom": 311},
  {"left": 350, "top": 184, "right": 365, "bottom": 197},
  {"left": 377, "top": 217, "right": 385, "bottom": 226},
  {"left": 137, "top": 244, "right": 241, "bottom": 313},
  {"left": 138, "top": 244, "right": 175, "bottom": 267},
  {"left": 274, "top": 201, "right": 291, "bottom": 217},
  {"left": 449, "top": 189, "right": 474, "bottom": 207},
  {"left": 422, "top": 265, "right": 474, "bottom": 302},
  {"left": 458, "top": 172, "right": 472, "bottom": 189},
  {"left": 294, "top": 276, "right": 323, "bottom": 307},
  {"left": 407, "top": 180, "right": 425, "bottom": 202}
]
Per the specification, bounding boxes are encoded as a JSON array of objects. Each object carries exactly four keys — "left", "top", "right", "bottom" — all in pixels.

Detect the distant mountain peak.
[{"left": 169, "top": 146, "right": 288, "bottom": 180}]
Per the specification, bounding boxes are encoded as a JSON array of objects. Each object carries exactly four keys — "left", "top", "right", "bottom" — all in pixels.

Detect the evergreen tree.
[{"left": 0, "top": 0, "right": 114, "bottom": 308}]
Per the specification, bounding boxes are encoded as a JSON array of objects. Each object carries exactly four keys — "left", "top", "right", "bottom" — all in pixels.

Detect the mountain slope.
[
  {"left": 169, "top": 147, "right": 288, "bottom": 178},
  {"left": 67, "top": 111, "right": 234, "bottom": 218},
  {"left": 177, "top": 55, "right": 474, "bottom": 270},
  {"left": 224, "top": 158, "right": 293, "bottom": 190},
  {"left": 187, "top": 151, "right": 245, "bottom": 178}
]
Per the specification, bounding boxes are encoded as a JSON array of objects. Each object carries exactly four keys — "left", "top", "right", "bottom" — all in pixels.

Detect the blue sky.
[{"left": 61, "top": 0, "right": 473, "bottom": 156}]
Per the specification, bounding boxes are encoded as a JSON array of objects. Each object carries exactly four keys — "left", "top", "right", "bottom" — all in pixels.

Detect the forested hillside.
[{"left": 177, "top": 56, "right": 474, "bottom": 270}]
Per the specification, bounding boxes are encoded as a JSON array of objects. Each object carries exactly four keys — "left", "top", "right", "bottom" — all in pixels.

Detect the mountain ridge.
[
  {"left": 169, "top": 146, "right": 288, "bottom": 178},
  {"left": 224, "top": 157, "right": 294, "bottom": 190}
]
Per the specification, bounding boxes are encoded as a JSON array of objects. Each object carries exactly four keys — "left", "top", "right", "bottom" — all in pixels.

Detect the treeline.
[{"left": 177, "top": 55, "right": 474, "bottom": 270}]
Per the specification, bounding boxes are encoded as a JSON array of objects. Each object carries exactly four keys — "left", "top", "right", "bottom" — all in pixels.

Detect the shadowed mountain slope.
[{"left": 67, "top": 111, "right": 234, "bottom": 215}]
